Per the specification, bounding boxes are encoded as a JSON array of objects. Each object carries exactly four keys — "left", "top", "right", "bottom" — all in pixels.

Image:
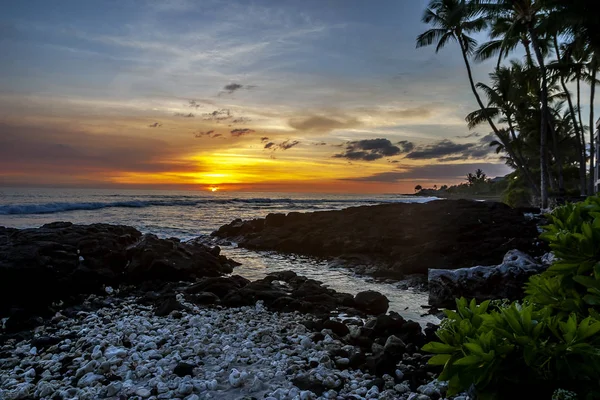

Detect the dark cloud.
[
  {"left": 264, "top": 140, "right": 300, "bottom": 151},
  {"left": 202, "top": 109, "right": 232, "bottom": 121},
  {"left": 174, "top": 112, "right": 195, "bottom": 118},
  {"left": 334, "top": 138, "right": 409, "bottom": 162},
  {"left": 456, "top": 132, "right": 481, "bottom": 139},
  {"left": 224, "top": 83, "right": 244, "bottom": 93},
  {"left": 148, "top": 122, "right": 162, "bottom": 128},
  {"left": 232, "top": 117, "right": 251, "bottom": 124},
  {"left": 260, "top": 137, "right": 269, "bottom": 142},
  {"left": 289, "top": 115, "right": 360, "bottom": 132},
  {"left": 279, "top": 140, "right": 300, "bottom": 150},
  {"left": 405, "top": 140, "right": 472, "bottom": 159},
  {"left": 348, "top": 163, "right": 511, "bottom": 182},
  {"left": 230, "top": 128, "right": 255, "bottom": 137},
  {"left": 396, "top": 140, "right": 415, "bottom": 153},
  {"left": 188, "top": 100, "right": 201, "bottom": 109},
  {"left": 193, "top": 130, "right": 221, "bottom": 139},
  {"left": 314, "top": 142, "right": 327, "bottom": 146},
  {"left": 405, "top": 134, "right": 495, "bottom": 160}
]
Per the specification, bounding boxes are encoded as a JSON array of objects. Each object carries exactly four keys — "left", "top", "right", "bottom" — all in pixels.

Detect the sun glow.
[{"left": 210, "top": 187, "right": 219, "bottom": 192}]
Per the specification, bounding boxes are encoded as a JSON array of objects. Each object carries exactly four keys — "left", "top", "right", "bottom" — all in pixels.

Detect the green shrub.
[{"left": 424, "top": 196, "right": 600, "bottom": 399}]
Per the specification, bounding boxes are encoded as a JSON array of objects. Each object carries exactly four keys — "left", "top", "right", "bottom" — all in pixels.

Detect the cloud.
[
  {"left": 396, "top": 140, "right": 415, "bottom": 153},
  {"left": 148, "top": 122, "right": 162, "bottom": 128},
  {"left": 202, "top": 109, "right": 232, "bottom": 121},
  {"left": 188, "top": 100, "right": 202, "bottom": 109},
  {"left": 348, "top": 163, "right": 511, "bottom": 182},
  {"left": 194, "top": 130, "right": 221, "bottom": 138},
  {"left": 405, "top": 134, "right": 495, "bottom": 160},
  {"left": 232, "top": 117, "right": 251, "bottom": 124},
  {"left": 230, "top": 128, "right": 255, "bottom": 137},
  {"left": 174, "top": 112, "right": 195, "bottom": 117},
  {"left": 334, "top": 138, "right": 409, "bottom": 162},
  {"left": 0, "top": 123, "right": 202, "bottom": 177},
  {"left": 289, "top": 115, "right": 360, "bottom": 132},
  {"left": 456, "top": 132, "right": 481, "bottom": 139},
  {"left": 260, "top": 136, "right": 269, "bottom": 142},
  {"left": 264, "top": 139, "right": 300, "bottom": 151},
  {"left": 405, "top": 140, "right": 472, "bottom": 159},
  {"left": 279, "top": 140, "right": 300, "bottom": 150},
  {"left": 224, "top": 83, "right": 244, "bottom": 93}
]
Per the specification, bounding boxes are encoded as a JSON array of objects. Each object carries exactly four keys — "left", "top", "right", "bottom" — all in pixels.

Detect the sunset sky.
[{"left": 0, "top": 0, "right": 518, "bottom": 193}]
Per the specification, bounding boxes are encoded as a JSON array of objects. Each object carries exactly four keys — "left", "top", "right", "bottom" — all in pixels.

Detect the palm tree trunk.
[
  {"left": 529, "top": 27, "right": 549, "bottom": 208},
  {"left": 548, "top": 117, "right": 564, "bottom": 191},
  {"left": 522, "top": 37, "right": 534, "bottom": 67},
  {"left": 554, "top": 37, "right": 586, "bottom": 195},
  {"left": 589, "top": 65, "right": 597, "bottom": 194},
  {"left": 459, "top": 40, "right": 539, "bottom": 196},
  {"left": 577, "top": 75, "right": 588, "bottom": 195}
]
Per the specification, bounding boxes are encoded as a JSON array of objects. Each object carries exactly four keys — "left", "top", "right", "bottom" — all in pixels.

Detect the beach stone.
[{"left": 383, "top": 335, "right": 406, "bottom": 356}]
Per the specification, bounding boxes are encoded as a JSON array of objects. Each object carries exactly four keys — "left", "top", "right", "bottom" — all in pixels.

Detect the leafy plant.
[{"left": 424, "top": 196, "right": 600, "bottom": 399}]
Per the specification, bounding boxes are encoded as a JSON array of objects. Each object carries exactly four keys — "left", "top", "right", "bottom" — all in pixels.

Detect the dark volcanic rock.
[
  {"left": 0, "top": 223, "right": 237, "bottom": 319},
  {"left": 428, "top": 249, "right": 547, "bottom": 308},
  {"left": 173, "top": 362, "right": 196, "bottom": 377},
  {"left": 354, "top": 291, "right": 389, "bottom": 315},
  {"left": 212, "top": 200, "right": 544, "bottom": 278}
]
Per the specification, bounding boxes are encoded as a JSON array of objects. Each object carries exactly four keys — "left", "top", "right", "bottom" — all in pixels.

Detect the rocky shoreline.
[
  {"left": 212, "top": 200, "right": 545, "bottom": 279},
  {"left": 0, "top": 200, "right": 547, "bottom": 399},
  {"left": 0, "top": 221, "right": 449, "bottom": 400}
]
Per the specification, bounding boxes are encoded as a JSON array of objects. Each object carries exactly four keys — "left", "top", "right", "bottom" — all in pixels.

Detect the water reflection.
[{"left": 222, "top": 245, "right": 440, "bottom": 326}]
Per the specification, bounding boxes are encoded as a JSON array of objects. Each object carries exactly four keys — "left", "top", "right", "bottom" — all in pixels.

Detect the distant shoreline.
[{"left": 402, "top": 193, "right": 503, "bottom": 202}]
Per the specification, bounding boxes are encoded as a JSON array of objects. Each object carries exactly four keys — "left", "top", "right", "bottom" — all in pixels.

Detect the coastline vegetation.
[
  {"left": 423, "top": 195, "right": 600, "bottom": 399},
  {"left": 416, "top": 0, "right": 600, "bottom": 208}
]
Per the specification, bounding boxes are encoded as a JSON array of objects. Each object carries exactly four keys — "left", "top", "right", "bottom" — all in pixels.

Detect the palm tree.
[
  {"left": 482, "top": 0, "right": 551, "bottom": 206},
  {"left": 415, "top": 0, "right": 539, "bottom": 194},
  {"left": 585, "top": 51, "right": 598, "bottom": 194},
  {"left": 465, "top": 62, "right": 540, "bottom": 192},
  {"left": 549, "top": 36, "right": 587, "bottom": 194}
]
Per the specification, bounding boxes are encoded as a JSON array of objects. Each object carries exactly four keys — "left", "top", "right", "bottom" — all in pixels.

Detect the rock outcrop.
[
  {"left": 213, "top": 200, "right": 545, "bottom": 278},
  {"left": 181, "top": 270, "right": 389, "bottom": 317},
  {"left": 0, "top": 222, "right": 237, "bottom": 318},
  {"left": 428, "top": 250, "right": 547, "bottom": 308}
]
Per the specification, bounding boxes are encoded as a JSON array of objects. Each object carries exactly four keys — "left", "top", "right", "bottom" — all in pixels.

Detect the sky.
[{"left": 0, "top": 0, "right": 517, "bottom": 193}]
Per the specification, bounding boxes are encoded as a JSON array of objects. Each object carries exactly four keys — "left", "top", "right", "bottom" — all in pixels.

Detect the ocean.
[{"left": 0, "top": 188, "right": 440, "bottom": 324}]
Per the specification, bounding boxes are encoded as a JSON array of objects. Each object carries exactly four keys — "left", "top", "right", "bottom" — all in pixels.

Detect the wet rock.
[
  {"left": 0, "top": 223, "right": 238, "bottom": 320},
  {"left": 354, "top": 291, "right": 389, "bottom": 315},
  {"left": 428, "top": 249, "right": 547, "bottom": 308},
  {"left": 213, "top": 200, "right": 545, "bottom": 279}
]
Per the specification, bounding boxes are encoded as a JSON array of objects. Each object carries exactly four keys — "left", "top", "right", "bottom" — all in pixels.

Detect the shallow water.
[{"left": 223, "top": 246, "right": 439, "bottom": 326}]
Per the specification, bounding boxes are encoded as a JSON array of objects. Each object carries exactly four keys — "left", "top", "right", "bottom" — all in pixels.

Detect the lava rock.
[{"left": 354, "top": 291, "right": 389, "bottom": 315}]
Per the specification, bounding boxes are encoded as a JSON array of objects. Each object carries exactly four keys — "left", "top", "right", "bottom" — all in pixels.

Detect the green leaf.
[
  {"left": 422, "top": 342, "right": 457, "bottom": 354},
  {"left": 454, "top": 355, "right": 482, "bottom": 366},
  {"left": 464, "top": 342, "right": 485, "bottom": 356},
  {"left": 428, "top": 354, "right": 452, "bottom": 366}
]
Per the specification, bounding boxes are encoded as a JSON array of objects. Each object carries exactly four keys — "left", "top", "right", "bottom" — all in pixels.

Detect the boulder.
[
  {"left": 354, "top": 291, "right": 389, "bottom": 315},
  {"left": 428, "top": 250, "right": 547, "bottom": 308}
]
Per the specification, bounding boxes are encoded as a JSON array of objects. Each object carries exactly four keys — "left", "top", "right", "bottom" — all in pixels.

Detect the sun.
[{"left": 209, "top": 187, "right": 219, "bottom": 192}]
